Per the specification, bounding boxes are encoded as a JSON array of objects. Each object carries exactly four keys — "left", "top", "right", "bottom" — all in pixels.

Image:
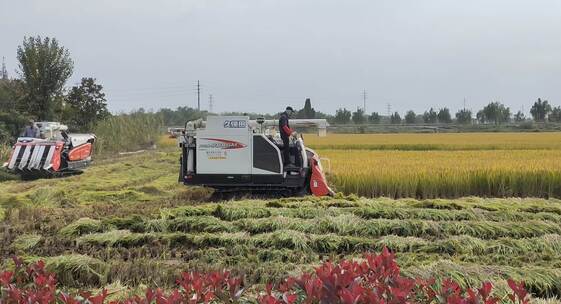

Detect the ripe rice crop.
[
  {"left": 303, "top": 132, "right": 561, "bottom": 198},
  {"left": 321, "top": 149, "right": 561, "bottom": 198},
  {"left": 305, "top": 132, "right": 561, "bottom": 150}
]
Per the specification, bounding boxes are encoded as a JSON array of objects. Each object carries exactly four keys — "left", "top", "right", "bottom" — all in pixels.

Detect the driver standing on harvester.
[{"left": 279, "top": 106, "right": 296, "bottom": 168}]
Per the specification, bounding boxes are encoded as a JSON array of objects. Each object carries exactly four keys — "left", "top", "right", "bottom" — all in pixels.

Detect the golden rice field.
[
  {"left": 305, "top": 132, "right": 561, "bottom": 198},
  {"left": 305, "top": 132, "right": 561, "bottom": 150}
]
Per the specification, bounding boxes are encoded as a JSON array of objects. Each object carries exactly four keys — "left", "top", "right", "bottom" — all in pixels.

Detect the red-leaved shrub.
[
  {"left": 257, "top": 248, "right": 530, "bottom": 304},
  {"left": 0, "top": 248, "right": 530, "bottom": 304}
]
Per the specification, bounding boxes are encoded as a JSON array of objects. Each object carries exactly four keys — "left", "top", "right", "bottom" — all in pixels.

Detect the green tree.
[
  {"left": 351, "top": 108, "right": 366, "bottom": 124},
  {"left": 498, "top": 105, "right": 511, "bottom": 124},
  {"left": 549, "top": 107, "right": 561, "bottom": 122},
  {"left": 390, "top": 112, "right": 401, "bottom": 124},
  {"left": 0, "top": 111, "right": 28, "bottom": 141},
  {"left": 369, "top": 112, "right": 380, "bottom": 124},
  {"left": 437, "top": 108, "right": 452, "bottom": 123},
  {"left": 296, "top": 98, "right": 316, "bottom": 119},
  {"left": 0, "top": 79, "right": 28, "bottom": 141},
  {"left": 478, "top": 102, "right": 510, "bottom": 125},
  {"left": 65, "top": 78, "right": 110, "bottom": 131},
  {"left": 423, "top": 108, "right": 437, "bottom": 124},
  {"left": 530, "top": 98, "right": 551, "bottom": 122},
  {"left": 158, "top": 106, "right": 206, "bottom": 125},
  {"left": 455, "top": 109, "right": 472, "bottom": 124},
  {"left": 0, "top": 79, "right": 23, "bottom": 111},
  {"left": 514, "top": 111, "right": 525, "bottom": 122},
  {"left": 476, "top": 110, "right": 485, "bottom": 124},
  {"left": 404, "top": 110, "right": 416, "bottom": 124},
  {"left": 333, "top": 108, "right": 351, "bottom": 124},
  {"left": 17, "top": 36, "right": 73, "bottom": 120}
]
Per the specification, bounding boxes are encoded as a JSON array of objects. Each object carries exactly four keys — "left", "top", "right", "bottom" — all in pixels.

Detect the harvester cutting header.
[
  {"left": 3, "top": 122, "right": 95, "bottom": 179},
  {"left": 178, "top": 114, "right": 333, "bottom": 196}
]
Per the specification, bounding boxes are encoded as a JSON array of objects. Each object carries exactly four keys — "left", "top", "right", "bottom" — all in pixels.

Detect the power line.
[
  {"left": 109, "top": 88, "right": 193, "bottom": 98},
  {"left": 108, "top": 85, "right": 193, "bottom": 94}
]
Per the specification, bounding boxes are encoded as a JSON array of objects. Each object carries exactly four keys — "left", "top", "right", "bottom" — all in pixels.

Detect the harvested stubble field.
[
  {"left": 1, "top": 149, "right": 561, "bottom": 302},
  {"left": 306, "top": 132, "right": 561, "bottom": 198}
]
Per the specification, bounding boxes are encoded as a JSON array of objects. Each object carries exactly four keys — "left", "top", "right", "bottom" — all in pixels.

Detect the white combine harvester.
[
  {"left": 3, "top": 122, "right": 96, "bottom": 179},
  {"left": 178, "top": 116, "right": 333, "bottom": 196}
]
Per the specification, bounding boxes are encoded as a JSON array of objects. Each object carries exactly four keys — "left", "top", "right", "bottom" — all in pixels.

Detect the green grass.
[
  {"left": 0, "top": 142, "right": 10, "bottom": 164},
  {"left": 93, "top": 112, "right": 163, "bottom": 155}
]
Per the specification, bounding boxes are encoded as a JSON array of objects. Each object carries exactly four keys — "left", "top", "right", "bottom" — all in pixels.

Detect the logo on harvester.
[{"left": 200, "top": 138, "right": 247, "bottom": 149}]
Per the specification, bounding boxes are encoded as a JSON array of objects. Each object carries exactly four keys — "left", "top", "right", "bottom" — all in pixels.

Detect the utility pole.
[
  {"left": 209, "top": 94, "right": 214, "bottom": 113},
  {"left": 1, "top": 57, "right": 7, "bottom": 80},
  {"left": 362, "top": 89, "right": 367, "bottom": 113},
  {"left": 463, "top": 97, "right": 467, "bottom": 110},
  {"left": 196, "top": 80, "right": 201, "bottom": 111},
  {"left": 386, "top": 103, "right": 391, "bottom": 117}
]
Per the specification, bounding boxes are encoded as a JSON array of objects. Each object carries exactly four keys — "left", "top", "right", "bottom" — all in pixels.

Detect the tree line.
[
  {"left": 329, "top": 99, "right": 558, "bottom": 125},
  {"left": 0, "top": 36, "right": 109, "bottom": 144}
]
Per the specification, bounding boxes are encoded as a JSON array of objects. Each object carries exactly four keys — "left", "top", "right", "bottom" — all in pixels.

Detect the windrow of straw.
[{"left": 5, "top": 195, "right": 561, "bottom": 300}]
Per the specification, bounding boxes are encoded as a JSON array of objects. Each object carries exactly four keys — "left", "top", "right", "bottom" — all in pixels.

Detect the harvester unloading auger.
[
  {"left": 178, "top": 116, "right": 334, "bottom": 196},
  {"left": 3, "top": 122, "right": 95, "bottom": 179}
]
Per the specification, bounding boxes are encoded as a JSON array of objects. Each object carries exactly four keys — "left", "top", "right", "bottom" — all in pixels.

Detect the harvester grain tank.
[{"left": 178, "top": 116, "right": 333, "bottom": 196}]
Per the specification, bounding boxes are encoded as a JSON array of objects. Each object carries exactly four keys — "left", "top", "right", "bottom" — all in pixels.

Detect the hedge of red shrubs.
[{"left": 1, "top": 248, "right": 530, "bottom": 304}]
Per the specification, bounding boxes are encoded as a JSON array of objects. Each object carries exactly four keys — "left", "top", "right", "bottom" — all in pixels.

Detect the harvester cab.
[
  {"left": 3, "top": 122, "right": 96, "bottom": 179},
  {"left": 178, "top": 116, "right": 334, "bottom": 196}
]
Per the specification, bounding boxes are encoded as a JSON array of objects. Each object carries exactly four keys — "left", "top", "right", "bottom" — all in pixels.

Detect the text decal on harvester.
[
  {"left": 200, "top": 138, "right": 247, "bottom": 149},
  {"left": 223, "top": 120, "right": 247, "bottom": 128}
]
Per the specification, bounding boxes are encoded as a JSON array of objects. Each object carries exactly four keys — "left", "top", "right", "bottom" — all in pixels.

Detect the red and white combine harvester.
[
  {"left": 178, "top": 116, "right": 334, "bottom": 196},
  {"left": 3, "top": 122, "right": 95, "bottom": 179}
]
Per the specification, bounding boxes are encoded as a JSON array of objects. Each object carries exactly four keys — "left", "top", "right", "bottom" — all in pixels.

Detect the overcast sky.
[{"left": 1, "top": 0, "right": 560, "bottom": 115}]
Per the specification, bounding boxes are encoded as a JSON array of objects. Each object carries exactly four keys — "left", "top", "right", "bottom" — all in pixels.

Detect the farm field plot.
[
  {"left": 1, "top": 151, "right": 561, "bottom": 302},
  {"left": 304, "top": 132, "right": 561, "bottom": 198},
  {"left": 305, "top": 132, "right": 561, "bottom": 151},
  {"left": 322, "top": 149, "right": 561, "bottom": 198}
]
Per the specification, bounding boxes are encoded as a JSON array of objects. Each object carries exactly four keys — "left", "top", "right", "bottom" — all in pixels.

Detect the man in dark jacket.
[{"left": 279, "top": 106, "right": 295, "bottom": 166}]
